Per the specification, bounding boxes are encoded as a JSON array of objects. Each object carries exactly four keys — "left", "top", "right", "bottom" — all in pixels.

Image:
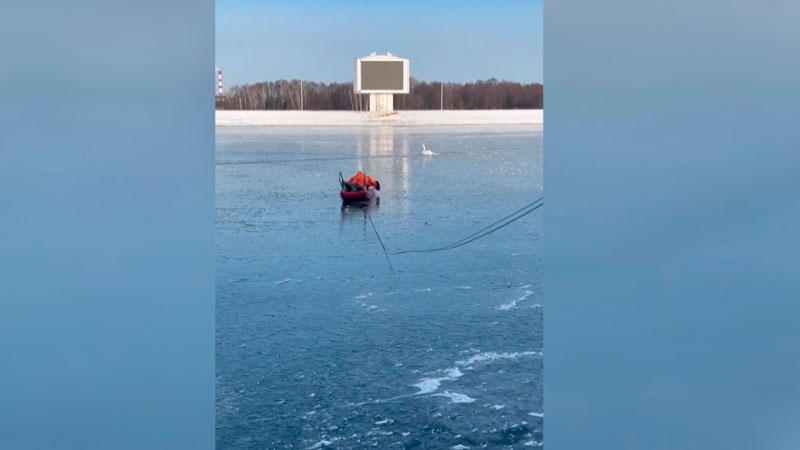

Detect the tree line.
[{"left": 216, "top": 78, "right": 542, "bottom": 110}]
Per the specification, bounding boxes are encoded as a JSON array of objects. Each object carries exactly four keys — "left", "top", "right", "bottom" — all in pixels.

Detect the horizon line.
[{"left": 224, "top": 77, "right": 544, "bottom": 87}]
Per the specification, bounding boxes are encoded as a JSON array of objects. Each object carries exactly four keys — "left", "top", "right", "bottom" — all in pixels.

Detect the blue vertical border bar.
[
  {"left": 0, "top": 2, "right": 214, "bottom": 449},
  {"left": 546, "top": 0, "right": 800, "bottom": 448}
]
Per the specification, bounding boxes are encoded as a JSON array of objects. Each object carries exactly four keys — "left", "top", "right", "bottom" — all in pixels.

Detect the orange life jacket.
[{"left": 347, "top": 171, "right": 377, "bottom": 189}]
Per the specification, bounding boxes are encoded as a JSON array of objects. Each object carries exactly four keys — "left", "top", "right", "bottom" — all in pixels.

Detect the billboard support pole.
[{"left": 369, "top": 94, "right": 394, "bottom": 114}]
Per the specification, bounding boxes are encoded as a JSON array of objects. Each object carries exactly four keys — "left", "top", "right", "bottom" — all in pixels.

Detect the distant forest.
[{"left": 216, "top": 78, "right": 543, "bottom": 110}]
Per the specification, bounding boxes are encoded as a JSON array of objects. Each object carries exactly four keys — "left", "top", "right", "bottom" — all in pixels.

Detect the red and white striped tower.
[{"left": 216, "top": 67, "right": 223, "bottom": 96}]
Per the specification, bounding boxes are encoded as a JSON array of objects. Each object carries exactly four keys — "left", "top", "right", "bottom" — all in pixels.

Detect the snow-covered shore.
[{"left": 215, "top": 110, "right": 542, "bottom": 127}]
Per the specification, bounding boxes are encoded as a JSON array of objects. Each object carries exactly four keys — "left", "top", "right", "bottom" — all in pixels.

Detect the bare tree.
[{"left": 216, "top": 79, "right": 543, "bottom": 110}]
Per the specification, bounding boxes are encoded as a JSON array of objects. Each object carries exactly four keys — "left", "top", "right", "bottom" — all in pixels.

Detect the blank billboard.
[
  {"left": 361, "top": 61, "right": 404, "bottom": 91},
  {"left": 355, "top": 56, "right": 409, "bottom": 93}
]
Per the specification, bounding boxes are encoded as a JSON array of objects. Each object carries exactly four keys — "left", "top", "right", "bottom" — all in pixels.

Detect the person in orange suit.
[{"left": 346, "top": 171, "right": 380, "bottom": 191}]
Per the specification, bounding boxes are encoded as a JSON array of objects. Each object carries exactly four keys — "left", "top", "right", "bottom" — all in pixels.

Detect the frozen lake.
[{"left": 216, "top": 125, "right": 543, "bottom": 449}]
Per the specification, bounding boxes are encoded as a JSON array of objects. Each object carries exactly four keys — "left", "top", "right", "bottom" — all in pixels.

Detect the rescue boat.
[
  {"left": 340, "top": 185, "right": 376, "bottom": 202},
  {"left": 339, "top": 172, "right": 378, "bottom": 203}
]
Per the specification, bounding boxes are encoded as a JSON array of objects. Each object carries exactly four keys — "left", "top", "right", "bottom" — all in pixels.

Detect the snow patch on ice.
[
  {"left": 412, "top": 367, "right": 464, "bottom": 395},
  {"left": 216, "top": 110, "right": 543, "bottom": 127},
  {"left": 433, "top": 391, "right": 476, "bottom": 404},
  {"left": 305, "top": 437, "right": 342, "bottom": 449},
  {"left": 498, "top": 290, "right": 534, "bottom": 310},
  {"left": 457, "top": 350, "right": 542, "bottom": 366}
]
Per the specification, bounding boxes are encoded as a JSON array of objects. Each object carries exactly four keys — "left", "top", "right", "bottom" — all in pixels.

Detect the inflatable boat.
[
  {"left": 339, "top": 172, "right": 378, "bottom": 203},
  {"left": 340, "top": 185, "right": 376, "bottom": 203}
]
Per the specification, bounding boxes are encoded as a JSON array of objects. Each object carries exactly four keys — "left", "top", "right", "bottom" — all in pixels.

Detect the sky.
[{"left": 216, "top": 0, "right": 542, "bottom": 87}]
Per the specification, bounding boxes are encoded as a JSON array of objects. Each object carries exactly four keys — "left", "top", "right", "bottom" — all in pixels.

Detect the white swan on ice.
[{"left": 421, "top": 144, "right": 438, "bottom": 156}]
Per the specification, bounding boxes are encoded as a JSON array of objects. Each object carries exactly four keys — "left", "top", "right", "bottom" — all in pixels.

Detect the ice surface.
[{"left": 216, "top": 126, "right": 543, "bottom": 449}]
